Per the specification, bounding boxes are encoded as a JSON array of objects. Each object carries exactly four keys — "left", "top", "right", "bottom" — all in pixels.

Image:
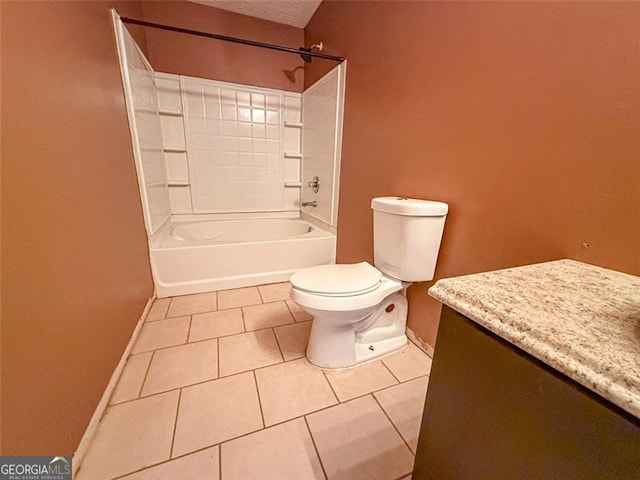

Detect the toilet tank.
[{"left": 371, "top": 197, "right": 448, "bottom": 282}]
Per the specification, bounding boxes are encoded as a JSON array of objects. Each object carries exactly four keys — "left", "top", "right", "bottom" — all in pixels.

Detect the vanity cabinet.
[
  {"left": 414, "top": 260, "right": 640, "bottom": 479},
  {"left": 413, "top": 306, "right": 640, "bottom": 479}
]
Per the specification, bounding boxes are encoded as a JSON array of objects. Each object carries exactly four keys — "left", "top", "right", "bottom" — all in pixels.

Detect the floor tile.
[
  {"left": 273, "top": 321, "right": 311, "bottom": 361},
  {"left": 141, "top": 340, "right": 218, "bottom": 396},
  {"left": 167, "top": 292, "right": 217, "bottom": 318},
  {"left": 286, "top": 299, "right": 313, "bottom": 322},
  {"left": 381, "top": 342, "right": 433, "bottom": 382},
  {"left": 76, "top": 391, "right": 179, "bottom": 480},
  {"left": 132, "top": 316, "right": 190, "bottom": 354},
  {"left": 147, "top": 298, "right": 170, "bottom": 321},
  {"left": 325, "top": 361, "right": 398, "bottom": 402},
  {"left": 189, "top": 308, "right": 244, "bottom": 342},
  {"left": 258, "top": 282, "right": 291, "bottom": 302},
  {"left": 374, "top": 376, "right": 429, "bottom": 452},
  {"left": 217, "top": 287, "right": 261, "bottom": 310},
  {"left": 218, "top": 329, "right": 283, "bottom": 377},
  {"left": 255, "top": 359, "right": 337, "bottom": 426},
  {"left": 120, "top": 446, "right": 219, "bottom": 480},
  {"left": 221, "top": 417, "right": 324, "bottom": 480},
  {"left": 306, "top": 395, "right": 414, "bottom": 480},
  {"left": 110, "top": 352, "right": 152, "bottom": 405},
  {"left": 243, "top": 301, "right": 295, "bottom": 331},
  {"left": 173, "top": 372, "right": 263, "bottom": 457}
]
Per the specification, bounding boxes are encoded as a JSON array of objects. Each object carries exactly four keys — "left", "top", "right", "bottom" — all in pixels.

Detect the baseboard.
[
  {"left": 406, "top": 327, "right": 434, "bottom": 358},
  {"left": 72, "top": 294, "right": 155, "bottom": 476}
]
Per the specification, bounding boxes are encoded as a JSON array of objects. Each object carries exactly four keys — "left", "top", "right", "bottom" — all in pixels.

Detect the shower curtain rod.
[{"left": 120, "top": 17, "right": 345, "bottom": 63}]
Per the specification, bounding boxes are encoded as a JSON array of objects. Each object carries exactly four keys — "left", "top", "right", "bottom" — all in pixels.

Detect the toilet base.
[
  {"left": 354, "top": 333, "right": 408, "bottom": 365},
  {"left": 305, "top": 289, "right": 409, "bottom": 369}
]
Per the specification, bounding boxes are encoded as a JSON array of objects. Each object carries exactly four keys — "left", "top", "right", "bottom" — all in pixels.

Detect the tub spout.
[{"left": 302, "top": 200, "right": 318, "bottom": 207}]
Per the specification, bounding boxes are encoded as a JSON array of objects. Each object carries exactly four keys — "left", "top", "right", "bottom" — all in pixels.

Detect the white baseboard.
[
  {"left": 72, "top": 294, "right": 155, "bottom": 476},
  {"left": 406, "top": 327, "right": 434, "bottom": 358}
]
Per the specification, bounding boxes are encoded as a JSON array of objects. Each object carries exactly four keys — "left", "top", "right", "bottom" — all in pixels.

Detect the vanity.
[{"left": 414, "top": 260, "right": 640, "bottom": 479}]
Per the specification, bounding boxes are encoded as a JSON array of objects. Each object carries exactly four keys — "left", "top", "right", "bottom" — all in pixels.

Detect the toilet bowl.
[{"left": 290, "top": 197, "right": 448, "bottom": 369}]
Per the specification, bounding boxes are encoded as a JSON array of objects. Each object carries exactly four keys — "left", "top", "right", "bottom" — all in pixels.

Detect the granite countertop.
[{"left": 428, "top": 259, "right": 640, "bottom": 419}]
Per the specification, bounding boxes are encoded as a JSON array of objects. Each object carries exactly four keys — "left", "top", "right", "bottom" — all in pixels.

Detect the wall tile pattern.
[{"left": 181, "top": 77, "right": 301, "bottom": 213}]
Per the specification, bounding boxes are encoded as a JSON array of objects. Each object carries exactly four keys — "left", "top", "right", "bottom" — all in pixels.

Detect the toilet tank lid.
[{"left": 371, "top": 197, "right": 448, "bottom": 216}]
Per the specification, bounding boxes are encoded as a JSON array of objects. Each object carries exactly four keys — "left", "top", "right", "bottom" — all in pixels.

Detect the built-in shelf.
[
  {"left": 284, "top": 121, "right": 303, "bottom": 128},
  {"left": 159, "top": 110, "right": 183, "bottom": 117},
  {"left": 167, "top": 180, "right": 190, "bottom": 186},
  {"left": 163, "top": 147, "right": 187, "bottom": 153},
  {"left": 284, "top": 181, "right": 302, "bottom": 188},
  {"left": 284, "top": 152, "right": 303, "bottom": 159}
]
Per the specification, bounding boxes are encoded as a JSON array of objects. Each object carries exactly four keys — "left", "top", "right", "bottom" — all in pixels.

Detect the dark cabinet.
[{"left": 413, "top": 306, "right": 640, "bottom": 480}]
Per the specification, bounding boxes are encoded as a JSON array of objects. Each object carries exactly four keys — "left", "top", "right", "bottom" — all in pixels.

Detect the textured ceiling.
[{"left": 189, "top": 0, "right": 322, "bottom": 28}]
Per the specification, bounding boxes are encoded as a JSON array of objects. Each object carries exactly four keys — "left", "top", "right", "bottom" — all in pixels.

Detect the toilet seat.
[
  {"left": 290, "top": 262, "right": 382, "bottom": 297},
  {"left": 290, "top": 263, "right": 404, "bottom": 312}
]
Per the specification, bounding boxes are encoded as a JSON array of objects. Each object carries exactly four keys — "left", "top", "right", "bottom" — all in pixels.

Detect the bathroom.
[{"left": 2, "top": 0, "right": 639, "bottom": 478}]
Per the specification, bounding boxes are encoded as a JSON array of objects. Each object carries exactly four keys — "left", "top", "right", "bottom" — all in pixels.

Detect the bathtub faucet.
[{"left": 302, "top": 200, "right": 318, "bottom": 207}]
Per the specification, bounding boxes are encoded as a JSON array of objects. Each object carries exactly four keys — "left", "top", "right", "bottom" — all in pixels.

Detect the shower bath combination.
[{"left": 112, "top": 10, "right": 346, "bottom": 296}]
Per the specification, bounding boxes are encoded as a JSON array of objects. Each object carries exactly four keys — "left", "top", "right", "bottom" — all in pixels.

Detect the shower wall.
[
  {"left": 301, "top": 64, "right": 346, "bottom": 228},
  {"left": 154, "top": 73, "right": 303, "bottom": 215},
  {"left": 182, "top": 77, "right": 302, "bottom": 213},
  {"left": 114, "top": 17, "right": 170, "bottom": 234}
]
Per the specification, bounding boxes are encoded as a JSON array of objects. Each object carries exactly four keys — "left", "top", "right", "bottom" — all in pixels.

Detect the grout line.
[
  {"left": 371, "top": 393, "right": 415, "bottom": 455},
  {"left": 321, "top": 373, "right": 431, "bottom": 407},
  {"left": 270, "top": 327, "right": 286, "bottom": 363},
  {"left": 321, "top": 371, "right": 341, "bottom": 403},
  {"left": 380, "top": 359, "right": 402, "bottom": 384},
  {"left": 114, "top": 353, "right": 427, "bottom": 409},
  {"left": 218, "top": 443, "right": 222, "bottom": 480},
  {"left": 135, "top": 319, "right": 276, "bottom": 355},
  {"left": 214, "top": 291, "right": 218, "bottom": 311},
  {"left": 240, "top": 306, "right": 247, "bottom": 332},
  {"left": 303, "top": 415, "right": 328, "bottom": 480},
  {"left": 170, "top": 388, "right": 183, "bottom": 459},
  {"left": 110, "top": 440, "right": 219, "bottom": 480},
  {"left": 257, "top": 286, "right": 265, "bottom": 303},
  {"left": 164, "top": 296, "right": 175, "bottom": 320},
  {"left": 157, "top": 307, "right": 217, "bottom": 321},
  {"left": 186, "top": 314, "right": 193, "bottom": 343},
  {"left": 252, "top": 370, "right": 266, "bottom": 428},
  {"left": 216, "top": 337, "right": 220, "bottom": 379},
  {"left": 136, "top": 350, "right": 155, "bottom": 399}
]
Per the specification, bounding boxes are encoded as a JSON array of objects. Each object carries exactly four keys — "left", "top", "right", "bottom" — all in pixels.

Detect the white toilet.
[{"left": 290, "top": 196, "right": 448, "bottom": 368}]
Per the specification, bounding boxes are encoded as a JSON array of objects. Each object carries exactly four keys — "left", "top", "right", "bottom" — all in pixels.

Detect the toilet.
[{"left": 290, "top": 196, "right": 448, "bottom": 368}]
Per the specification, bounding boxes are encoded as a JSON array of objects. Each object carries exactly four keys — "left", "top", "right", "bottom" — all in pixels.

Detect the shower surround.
[{"left": 113, "top": 12, "right": 345, "bottom": 296}]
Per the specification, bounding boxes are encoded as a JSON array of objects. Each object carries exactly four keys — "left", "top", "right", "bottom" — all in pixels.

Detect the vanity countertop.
[{"left": 428, "top": 259, "right": 640, "bottom": 419}]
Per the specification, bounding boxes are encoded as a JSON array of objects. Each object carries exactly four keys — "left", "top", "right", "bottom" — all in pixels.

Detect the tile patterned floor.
[{"left": 77, "top": 283, "right": 433, "bottom": 480}]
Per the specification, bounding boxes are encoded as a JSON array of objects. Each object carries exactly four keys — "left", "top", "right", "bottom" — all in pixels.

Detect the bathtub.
[{"left": 150, "top": 217, "right": 336, "bottom": 297}]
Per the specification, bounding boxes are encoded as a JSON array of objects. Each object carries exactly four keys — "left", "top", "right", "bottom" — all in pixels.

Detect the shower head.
[{"left": 298, "top": 42, "right": 324, "bottom": 63}]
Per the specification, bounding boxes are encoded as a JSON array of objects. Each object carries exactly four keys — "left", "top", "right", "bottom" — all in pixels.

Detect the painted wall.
[
  {"left": 305, "top": 1, "right": 640, "bottom": 346},
  {"left": 1, "top": 1, "right": 153, "bottom": 454},
  {"left": 140, "top": 1, "right": 305, "bottom": 92}
]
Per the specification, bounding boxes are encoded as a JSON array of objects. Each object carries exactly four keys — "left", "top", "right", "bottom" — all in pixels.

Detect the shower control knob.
[{"left": 308, "top": 176, "right": 320, "bottom": 193}]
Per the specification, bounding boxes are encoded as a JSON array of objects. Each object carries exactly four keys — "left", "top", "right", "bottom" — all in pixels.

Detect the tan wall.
[
  {"left": 140, "top": 1, "right": 305, "bottom": 92},
  {"left": 305, "top": 2, "right": 640, "bottom": 346},
  {"left": 1, "top": 1, "right": 153, "bottom": 454}
]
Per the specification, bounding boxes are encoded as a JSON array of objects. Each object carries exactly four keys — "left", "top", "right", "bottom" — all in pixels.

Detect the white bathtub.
[{"left": 150, "top": 217, "right": 336, "bottom": 297}]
